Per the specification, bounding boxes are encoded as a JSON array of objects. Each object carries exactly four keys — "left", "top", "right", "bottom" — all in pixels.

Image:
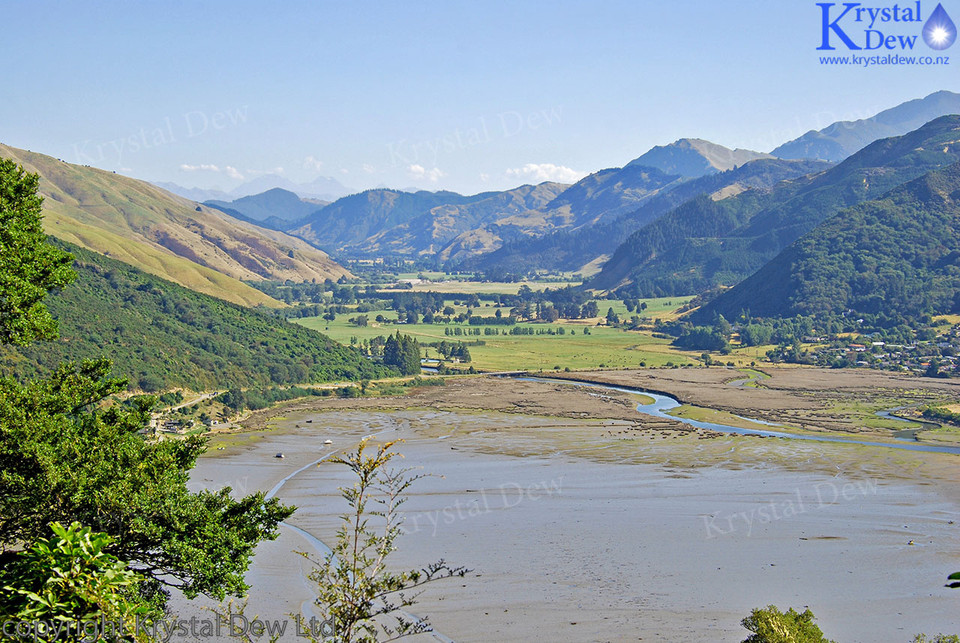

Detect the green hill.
[
  {"left": 694, "top": 162, "right": 960, "bottom": 323},
  {"left": 0, "top": 242, "right": 393, "bottom": 391},
  {"left": 591, "top": 115, "right": 960, "bottom": 296},
  {"left": 0, "top": 144, "right": 350, "bottom": 307}
]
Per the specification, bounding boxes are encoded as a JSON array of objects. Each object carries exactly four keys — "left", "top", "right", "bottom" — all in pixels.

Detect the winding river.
[{"left": 516, "top": 375, "right": 960, "bottom": 455}]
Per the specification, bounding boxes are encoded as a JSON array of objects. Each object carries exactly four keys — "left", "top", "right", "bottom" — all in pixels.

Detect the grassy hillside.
[
  {"left": 696, "top": 162, "right": 960, "bottom": 323},
  {"left": 0, "top": 144, "right": 350, "bottom": 307},
  {"left": 0, "top": 243, "right": 393, "bottom": 391}
]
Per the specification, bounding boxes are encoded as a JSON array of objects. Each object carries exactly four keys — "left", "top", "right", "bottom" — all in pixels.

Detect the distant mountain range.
[
  {"left": 155, "top": 173, "right": 353, "bottom": 202},
  {"left": 0, "top": 143, "right": 349, "bottom": 307},
  {"left": 696, "top": 160, "right": 960, "bottom": 323},
  {"left": 191, "top": 91, "right": 959, "bottom": 271},
  {"left": 205, "top": 188, "right": 325, "bottom": 229},
  {"left": 627, "top": 138, "right": 773, "bottom": 177},
  {"left": 6, "top": 89, "right": 959, "bottom": 321},
  {"left": 290, "top": 182, "right": 569, "bottom": 260},
  {"left": 268, "top": 139, "right": 776, "bottom": 263},
  {"left": 771, "top": 90, "right": 960, "bottom": 162},
  {"left": 590, "top": 115, "right": 960, "bottom": 296},
  {"left": 463, "top": 158, "right": 831, "bottom": 275}
]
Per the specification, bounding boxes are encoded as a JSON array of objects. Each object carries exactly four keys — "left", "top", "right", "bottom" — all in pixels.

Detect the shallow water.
[{"left": 174, "top": 406, "right": 960, "bottom": 642}]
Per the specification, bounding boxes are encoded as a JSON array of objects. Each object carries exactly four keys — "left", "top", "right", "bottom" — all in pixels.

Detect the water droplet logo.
[{"left": 922, "top": 3, "right": 957, "bottom": 50}]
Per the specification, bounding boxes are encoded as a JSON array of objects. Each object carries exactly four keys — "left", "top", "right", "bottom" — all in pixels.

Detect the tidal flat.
[{"left": 181, "top": 372, "right": 960, "bottom": 642}]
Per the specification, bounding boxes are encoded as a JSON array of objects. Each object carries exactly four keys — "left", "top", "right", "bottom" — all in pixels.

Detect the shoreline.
[{"left": 215, "top": 367, "right": 960, "bottom": 454}]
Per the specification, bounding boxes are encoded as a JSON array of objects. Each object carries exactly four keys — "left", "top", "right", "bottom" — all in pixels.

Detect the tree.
[
  {"left": 741, "top": 323, "right": 774, "bottom": 347},
  {"left": 740, "top": 605, "right": 835, "bottom": 643},
  {"left": 674, "top": 326, "right": 729, "bottom": 352},
  {"left": 0, "top": 160, "right": 294, "bottom": 620},
  {"left": 219, "top": 387, "right": 246, "bottom": 411},
  {"left": 383, "top": 332, "right": 421, "bottom": 375},
  {"left": 299, "top": 439, "right": 467, "bottom": 642},
  {"left": 541, "top": 306, "right": 560, "bottom": 323},
  {"left": 606, "top": 307, "right": 620, "bottom": 326},
  {"left": 0, "top": 360, "right": 294, "bottom": 605},
  {"left": 0, "top": 521, "right": 162, "bottom": 639},
  {"left": 0, "top": 159, "right": 76, "bottom": 345}
]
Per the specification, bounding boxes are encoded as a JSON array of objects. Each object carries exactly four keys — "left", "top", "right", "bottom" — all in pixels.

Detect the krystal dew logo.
[{"left": 817, "top": 1, "right": 957, "bottom": 50}]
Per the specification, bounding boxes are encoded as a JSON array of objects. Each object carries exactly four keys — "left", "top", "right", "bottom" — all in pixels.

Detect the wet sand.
[{"left": 176, "top": 380, "right": 960, "bottom": 641}]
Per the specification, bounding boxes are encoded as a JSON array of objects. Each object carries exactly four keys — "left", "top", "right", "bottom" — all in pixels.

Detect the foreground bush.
[{"left": 741, "top": 605, "right": 835, "bottom": 643}]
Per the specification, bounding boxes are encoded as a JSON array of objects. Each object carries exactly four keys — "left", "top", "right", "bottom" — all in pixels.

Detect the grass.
[
  {"left": 295, "top": 314, "right": 701, "bottom": 372},
  {"left": 823, "top": 397, "right": 925, "bottom": 431},
  {"left": 666, "top": 405, "right": 790, "bottom": 431},
  {"left": 47, "top": 212, "right": 282, "bottom": 307},
  {"left": 917, "top": 425, "right": 960, "bottom": 446},
  {"left": 736, "top": 368, "right": 771, "bottom": 388},
  {"left": 934, "top": 314, "right": 960, "bottom": 325},
  {"left": 1, "top": 142, "right": 350, "bottom": 308},
  {"left": 293, "top": 294, "right": 703, "bottom": 372}
]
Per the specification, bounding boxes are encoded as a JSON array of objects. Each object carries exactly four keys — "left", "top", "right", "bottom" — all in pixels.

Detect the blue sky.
[{"left": 2, "top": 1, "right": 957, "bottom": 194}]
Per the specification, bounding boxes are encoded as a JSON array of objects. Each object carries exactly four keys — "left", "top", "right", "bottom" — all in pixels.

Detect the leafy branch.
[{"left": 297, "top": 438, "right": 469, "bottom": 643}]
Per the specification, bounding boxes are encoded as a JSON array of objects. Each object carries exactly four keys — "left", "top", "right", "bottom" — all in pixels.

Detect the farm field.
[{"left": 294, "top": 293, "right": 703, "bottom": 372}]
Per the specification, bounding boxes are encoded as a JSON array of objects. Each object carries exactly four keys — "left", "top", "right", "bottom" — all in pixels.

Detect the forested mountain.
[
  {"left": 694, "top": 162, "right": 960, "bottom": 323},
  {"left": 0, "top": 144, "right": 349, "bottom": 307},
  {"left": 590, "top": 115, "right": 960, "bottom": 296},
  {"left": 465, "top": 158, "right": 831, "bottom": 274},
  {"left": 0, "top": 243, "right": 392, "bottom": 391},
  {"left": 772, "top": 90, "right": 960, "bottom": 162}
]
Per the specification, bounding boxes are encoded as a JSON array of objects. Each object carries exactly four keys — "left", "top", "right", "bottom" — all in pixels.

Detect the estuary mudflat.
[{"left": 182, "top": 378, "right": 960, "bottom": 642}]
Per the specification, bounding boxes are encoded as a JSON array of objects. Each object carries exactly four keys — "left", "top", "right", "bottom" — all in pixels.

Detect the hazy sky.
[{"left": 2, "top": 1, "right": 957, "bottom": 194}]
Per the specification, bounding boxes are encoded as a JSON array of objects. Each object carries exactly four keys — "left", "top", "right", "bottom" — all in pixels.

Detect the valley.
[{"left": 4, "top": 85, "right": 960, "bottom": 642}]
